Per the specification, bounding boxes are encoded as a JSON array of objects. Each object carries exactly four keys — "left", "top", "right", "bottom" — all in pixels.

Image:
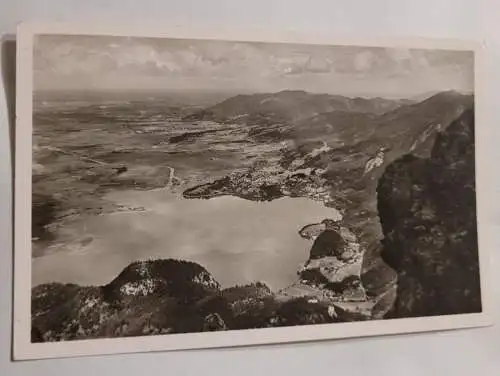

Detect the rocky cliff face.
[
  {"left": 276, "top": 220, "right": 375, "bottom": 321},
  {"left": 182, "top": 92, "right": 473, "bottom": 306},
  {"left": 377, "top": 108, "right": 481, "bottom": 317},
  {"left": 32, "top": 93, "right": 480, "bottom": 342},
  {"left": 31, "top": 260, "right": 230, "bottom": 341},
  {"left": 31, "top": 259, "right": 352, "bottom": 342}
]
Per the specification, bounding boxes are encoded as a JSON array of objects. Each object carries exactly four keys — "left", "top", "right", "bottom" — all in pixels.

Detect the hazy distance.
[{"left": 34, "top": 35, "right": 474, "bottom": 99}]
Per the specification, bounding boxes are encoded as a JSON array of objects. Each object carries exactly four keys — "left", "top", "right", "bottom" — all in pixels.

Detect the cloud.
[
  {"left": 270, "top": 54, "right": 333, "bottom": 76},
  {"left": 353, "top": 51, "right": 376, "bottom": 72},
  {"left": 386, "top": 48, "right": 413, "bottom": 63},
  {"left": 33, "top": 35, "right": 474, "bottom": 97}
]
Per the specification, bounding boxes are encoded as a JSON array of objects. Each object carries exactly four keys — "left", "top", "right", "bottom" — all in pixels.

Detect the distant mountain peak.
[
  {"left": 276, "top": 89, "right": 308, "bottom": 95},
  {"left": 420, "top": 90, "right": 472, "bottom": 106},
  {"left": 436, "top": 89, "right": 464, "bottom": 97},
  {"left": 411, "top": 89, "right": 471, "bottom": 102},
  {"left": 185, "top": 90, "right": 415, "bottom": 123}
]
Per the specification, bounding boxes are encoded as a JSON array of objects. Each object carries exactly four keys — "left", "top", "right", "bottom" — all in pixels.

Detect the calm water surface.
[{"left": 32, "top": 189, "right": 340, "bottom": 291}]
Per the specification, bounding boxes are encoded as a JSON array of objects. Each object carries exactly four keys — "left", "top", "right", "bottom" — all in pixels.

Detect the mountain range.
[
  {"left": 184, "top": 89, "right": 415, "bottom": 122},
  {"left": 31, "top": 88, "right": 479, "bottom": 341},
  {"left": 181, "top": 89, "right": 475, "bottom": 312}
]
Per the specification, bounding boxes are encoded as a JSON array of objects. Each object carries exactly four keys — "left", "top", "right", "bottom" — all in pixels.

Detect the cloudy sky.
[{"left": 33, "top": 35, "right": 474, "bottom": 99}]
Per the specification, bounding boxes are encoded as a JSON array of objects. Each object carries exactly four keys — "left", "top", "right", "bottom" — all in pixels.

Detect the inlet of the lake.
[{"left": 32, "top": 189, "right": 341, "bottom": 291}]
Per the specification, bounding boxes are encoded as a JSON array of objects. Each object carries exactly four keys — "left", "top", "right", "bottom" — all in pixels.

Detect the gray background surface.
[{"left": 1, "top": 0, "right": 498, "bottom": 374}]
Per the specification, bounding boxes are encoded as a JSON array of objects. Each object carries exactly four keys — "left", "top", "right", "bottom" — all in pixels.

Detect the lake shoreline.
[{"left": 32, "top": 188, "right": 341, "bottom": 292}]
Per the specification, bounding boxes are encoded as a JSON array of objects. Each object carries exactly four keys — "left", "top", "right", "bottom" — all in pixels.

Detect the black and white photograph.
[{"left": 13, "top": 25, "right": 490, "bottom": 360}]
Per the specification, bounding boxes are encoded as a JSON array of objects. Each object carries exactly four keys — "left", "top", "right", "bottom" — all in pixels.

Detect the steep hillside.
[
  {"left": 377, "top": 109, "right": 481, "bottom": 317},
  {"left": 288, "top": 90, "right": 473, "bottom": 154},
  {"left": 31, "top": 259, "right": 228, "bottom": 341},
  {"left": 184, "top": 90, "right": 412, "bottom": 123},
  {"left": 290, "top": 111, "right": 379, "bottom": 148},
  {"left": 31, "top": 259, "right": 353, "bottom": 341},
  {"left": 183, "top": 92, "right": 473, "bottom": 240},
  {"left": 181, "top": 92, "right": 474, "bottom": 312},
  {"left": 31, "top": 91, "right": 478, "bottom": 342}
]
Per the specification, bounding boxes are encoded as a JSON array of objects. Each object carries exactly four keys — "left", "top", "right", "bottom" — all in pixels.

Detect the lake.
[{"left": 32, "top": 189, "right": 341, "bottom": 291}]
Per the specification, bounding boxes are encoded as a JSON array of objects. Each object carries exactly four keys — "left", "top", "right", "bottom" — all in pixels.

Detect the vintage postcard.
[{"left": 14, "top": 23, "right": 491, "bottom": 360}]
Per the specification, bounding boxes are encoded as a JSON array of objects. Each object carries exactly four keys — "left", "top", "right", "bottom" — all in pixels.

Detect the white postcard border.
[{"left": 13, "top": 22, "right": 493, "bottom": 361}]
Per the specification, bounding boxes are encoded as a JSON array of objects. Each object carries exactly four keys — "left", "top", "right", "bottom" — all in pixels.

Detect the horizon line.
[{"left": 32, "top": 87, "right": 475, "bottom": 102}]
